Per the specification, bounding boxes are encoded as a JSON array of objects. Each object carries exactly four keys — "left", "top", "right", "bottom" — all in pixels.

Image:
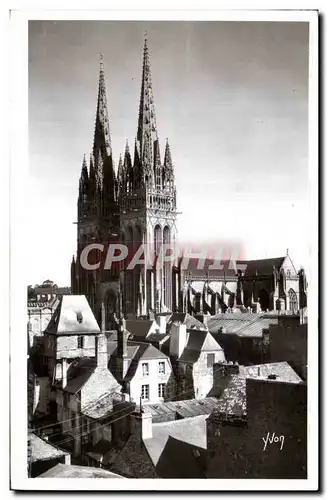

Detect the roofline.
[{"left": 45, "top": 330, "right": 100, "bottom": 336}]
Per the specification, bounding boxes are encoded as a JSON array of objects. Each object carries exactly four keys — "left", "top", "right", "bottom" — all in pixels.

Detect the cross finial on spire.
[{"left": 286, "top": 248, "right": 289, "bottom": 255}]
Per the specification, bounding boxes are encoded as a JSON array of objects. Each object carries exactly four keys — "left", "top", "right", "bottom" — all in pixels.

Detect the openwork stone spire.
[
  {"left": 93, "top": 54, "right": 112, "bottom": 167},
  {"left": 163, "top": 139, "right": 175, "bottom": 191},
  {"left": 78, "top": 154, "right": 89, "bottom": 217},
  {"left": 164, "top": 139, "right": 173, "bottom": 169},
  {"left": 117, "top": 154, "right": 124, "bottom": 195},
  {"left": 137, "top": 34, "right": 158, "bottom": 172}
]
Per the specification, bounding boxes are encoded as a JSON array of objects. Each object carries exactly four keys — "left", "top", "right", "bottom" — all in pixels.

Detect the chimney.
[
  {"left": 130, "top": 408, "right": 153, "bottom": 441},
  {"left": 169, "top": 321, "right": 188, "bottom": 359},
  {"left": 101, "top": 301, "right": 106, "bottom": 332},
  {"left": 96, "top": 302, "right": 108, "bottom": 369},
  {"left": 157, "top": 314, "right": 168, "bottom": 334},
  {"left": 62, "top": 358, "right": 68, "bottom": 389},
  {"left": 116, "top": 315, "right": 129, "bottom": 382},
  {"left": 96, "top": 333, "right": 108, "bottom": 369}
]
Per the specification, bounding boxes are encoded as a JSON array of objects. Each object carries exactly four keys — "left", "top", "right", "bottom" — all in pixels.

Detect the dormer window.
[{"left": 76, "top": 312, "right": 83, "bottom": 323}]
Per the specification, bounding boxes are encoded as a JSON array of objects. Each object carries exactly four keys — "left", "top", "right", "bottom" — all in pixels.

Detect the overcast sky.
[{"left": 28, "top": 20, "right": 309, "bottom": 286}]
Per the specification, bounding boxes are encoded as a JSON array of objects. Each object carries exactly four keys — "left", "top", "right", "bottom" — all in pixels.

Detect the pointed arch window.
[
  {"left": 154, "top": 225, "right": 162, "bottom": 257},
  {"left": 288, "top": 289, "right": 298, "bottom": 313}
]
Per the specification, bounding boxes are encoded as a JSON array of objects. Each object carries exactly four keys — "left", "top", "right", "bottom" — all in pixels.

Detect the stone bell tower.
[{"left": 117, "top": 35, "right": 178, "bottom": 316}]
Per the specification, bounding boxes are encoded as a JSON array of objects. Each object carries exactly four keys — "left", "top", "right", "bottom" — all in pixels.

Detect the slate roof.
[
  {"left": 146, "top": 397, "right": 219, "bottom": 420},
  {"left": 155, "top": 436, "right": 206, "bottom": 478},
  {"left": 45, "top": 295, "right": 100, "bottom": 335},
  {"left": 179, "top": 331, "right": 223, "bottom": 364},
  {"left": 242, "top": 361, "right": 303, "bottom": 383},
  {"left": 146, "top": 333, "right": 170, "bottom": 344},
  {"left": 167, "top": 313, "right": 207, "bottom": 332},
  {"left": 63, "top": 358, "right": 97, "bottom": 393},
  {"left": 108, "top": 341, "right": 169, "bottom": 383},
  {"left": 83, "top": 399, "right": 133, "bottom": 421},
  {"left": 210, "top": 361, "right": 302, "bottom": 419},
  {"left": 107, "top": 342, "right": 139, "bottom": 359},
  {"left": 180, "top": 258, "right": 240, "bottom": 278},
  {"left": 179, "top": 256, "right": 288, "bottom": 279},
  {"left": 208, "top": 312, "right": 279, "bottom": 338},
  {"left": 133, "top": 342, "right": 169, "bottom": 360},
  {"left": 243, "top": 256, "right": 286, "bottom": 277},
  {"left": 38, "top": 463, "right": 123, "bottom": 478},
  {"left": 179, "top": 330, "right": 208, "bottom": 363},
  {"left": 126, "top": 319, "right": 159, "bottom": 338},
  {"left": 30, "top": 433, "right": 68, "bottom": 462},
  {"left": 237, "top": 315, "right": 279, "bottom": 337},
  {"left": 144, "top": 414, "right": 208, "bottom": 466}
]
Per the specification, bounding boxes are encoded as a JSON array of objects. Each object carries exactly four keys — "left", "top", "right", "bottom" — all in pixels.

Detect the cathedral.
[{"left": 71, "top": 36, "right": 307, "bottom": 326}]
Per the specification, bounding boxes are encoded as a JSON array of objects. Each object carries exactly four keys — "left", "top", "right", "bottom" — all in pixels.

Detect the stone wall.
[
  {"left": 269, "top": 318, "right": 307, "bottom": 381},
  {"left": 206, "top": 378, "right": 307, "bottom": 479},
  {"left": 81, "top": 367, "right": 121, "bottom": 409},
  {"left": 192, "top": 350, "right": 226, "bottom": 399},
  {"left": 56, "top": 334, "right": 96, "bottom": 359}
]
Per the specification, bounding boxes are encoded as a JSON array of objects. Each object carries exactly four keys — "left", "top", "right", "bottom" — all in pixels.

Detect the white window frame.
[
  {"left": 142, "top": 362, "right": 149, "bottom": 377},
  {"left": 141, "top": 384, "right": 149, "bottom": 401},
  {"left": 158, "top": 361, "right": 165, "bottom": 374},
  {"left": 158, "top": 383, "right": 165, "bottom": 398}
]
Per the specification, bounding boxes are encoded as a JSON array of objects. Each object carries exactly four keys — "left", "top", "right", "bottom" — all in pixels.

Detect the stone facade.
[
  {"left": 177, "top": 254, "right": 306, "bottom": 317},
  {"left": 129, "top": 356, "right": 174, "bottom": 405},
  {"left": 171, "top": 328, "right": 226, "bottom": 400},
  {"left": 28, "top": 302, "right": 58, "bottom": 349}
]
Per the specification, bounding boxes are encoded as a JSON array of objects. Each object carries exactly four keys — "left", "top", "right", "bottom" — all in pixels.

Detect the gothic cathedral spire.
[
  {"left": 93, "top": 54, "right": 112, "bottom": 163},
  {"left": 136, "top": 34, "right": 158, "bottom": 183},
  {"left": 92, "top": 54, "right": 117, "bottom": 202}
]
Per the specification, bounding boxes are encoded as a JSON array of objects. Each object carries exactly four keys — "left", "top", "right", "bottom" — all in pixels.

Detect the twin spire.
[{"left": 79, "top": 35, "right": 176, "bottom": 216}]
